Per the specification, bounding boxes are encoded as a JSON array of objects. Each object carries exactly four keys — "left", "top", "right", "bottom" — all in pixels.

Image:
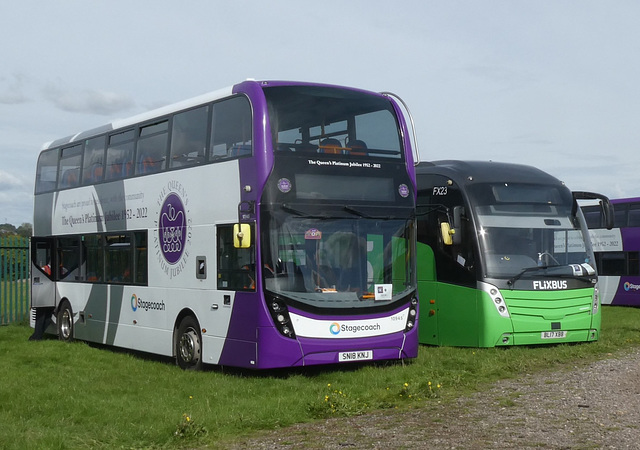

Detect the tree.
[
  {"left": 16, "top": 223, "right": 32, "bottom": 237},
  {"left": 0, "top": 223, "right": 17, "bottom": 234}
]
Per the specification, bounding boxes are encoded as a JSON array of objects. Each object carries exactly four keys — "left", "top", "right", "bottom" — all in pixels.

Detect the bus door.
[{"left": 31, "top": 237, "right": 56, "bottom": 308}]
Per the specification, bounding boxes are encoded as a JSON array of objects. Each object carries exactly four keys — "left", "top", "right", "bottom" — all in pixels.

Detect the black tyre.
[
  {"left": 57, "top": 301, "right": 74, "bottom": 342},
  {"left": 175, "top": 316, "right": 203, "bottom": 370}
]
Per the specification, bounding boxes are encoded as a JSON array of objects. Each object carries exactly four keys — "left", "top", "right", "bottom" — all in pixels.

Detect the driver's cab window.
[
  {"left": 417, "top": 175, "right": 475, "bottom": 286},
  {"left": 217, "top": 225, "right": 255, "bottom": 290}
]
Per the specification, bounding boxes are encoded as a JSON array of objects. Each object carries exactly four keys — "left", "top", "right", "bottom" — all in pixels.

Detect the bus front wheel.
[
  {"left": 57, "top": 301, "right": 74, "bottom": 342},
  {"left": 176, "top": 316, "right": 203, "bottom": 370}
]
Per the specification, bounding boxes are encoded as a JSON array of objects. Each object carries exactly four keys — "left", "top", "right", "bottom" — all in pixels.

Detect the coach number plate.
[
  {"left": 541, "top": 331, "right": 567, "bottom": 339},
  {"left": 339, "top": 350, "right": 373, "bottom": 362}
]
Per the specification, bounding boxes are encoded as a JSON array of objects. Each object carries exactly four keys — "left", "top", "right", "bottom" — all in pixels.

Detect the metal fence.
[{"left": 1, "top": 236, "right": 30, "bottom": 324}]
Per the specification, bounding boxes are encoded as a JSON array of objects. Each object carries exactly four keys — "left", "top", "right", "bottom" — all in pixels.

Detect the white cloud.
[
  {"left": 0, "top": 74, "right": 30, "bottom": 104},
  {"left": 0, "top": 169, "right": 27, "bottom": 190},
  {"left": 42, "top": 84, "right": 136, "bottom": 116}
]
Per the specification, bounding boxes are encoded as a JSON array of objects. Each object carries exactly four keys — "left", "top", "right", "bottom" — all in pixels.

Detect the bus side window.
[
  {"left": 628, "top": 204, "right": 640, "bottom": 227},
  {"left": 134, "top": 231, "right": 148, "bottom": 284},
  {"left": 170, "top": 105, "right": 209, "bottom": 168},
  {"left": 210, "top": 96, "right": 252, "bottom": 161},
  {"left": 57, "top": 237, "right": 82, "bottom": 281},
  {"left": 85, "top": 235, "right": 104, "bottom": 282},
  {"left": 57, "top": 144, "right": 82, "bottom": 189},
  {"left": 217, "top": 225, "right": 255, "bottom": 291},
  {"left": 82, "top": 136, "right": 106, "bottom": 185},
  {"left": 106, "top": 130, "right": 135, "bottom": 180},
  {"left": 136, "top": 121, "right": 168, "bottom": 175},
  {"left": 105, "top": 234, "right": 132, "bottom": 283}
]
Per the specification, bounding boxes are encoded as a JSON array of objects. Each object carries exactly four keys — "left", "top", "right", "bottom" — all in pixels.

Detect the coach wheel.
[
  {"left": 176, "top": 316, "right": 203, "bottom": 371},
  {"left": 57, "top": 301, "right": 74, "bottom": 342}
]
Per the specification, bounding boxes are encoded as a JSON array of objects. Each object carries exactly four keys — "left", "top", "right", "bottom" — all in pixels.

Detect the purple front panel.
[
  {"left": 220, "top": 300, "right": 418, "bottom": 369},
  {"left": 297, "top": 328, "right": 418, "bottom": 366}
]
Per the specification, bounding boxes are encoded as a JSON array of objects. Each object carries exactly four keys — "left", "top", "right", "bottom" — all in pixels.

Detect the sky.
[{"left": 1, "top": 1, "right": 640, "bottom": 226}]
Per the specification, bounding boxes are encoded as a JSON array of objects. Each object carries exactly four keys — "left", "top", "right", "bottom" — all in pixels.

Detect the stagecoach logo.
[
  {"left": 155, "top": 181, "right": 192, "bottom": 279},
  {"left": 131, "top": 294, "right": 139, "bottom": 311},
  {"left": 131, "top": 293, "right": 166, "bottom": 312},
  {"left": 624, "top": 282, "right": 640, "bottom": 292},
  {"left": 328, "top": 321, "right": 382, "bottom": 335}
]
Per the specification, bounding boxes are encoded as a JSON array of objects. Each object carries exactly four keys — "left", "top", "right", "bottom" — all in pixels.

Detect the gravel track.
[{"left": 229, "top": 350, "right": 640, "bottom": 449}]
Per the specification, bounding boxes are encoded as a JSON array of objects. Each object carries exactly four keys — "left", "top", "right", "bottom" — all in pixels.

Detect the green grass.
[{"left": 1, "top": 306, "right": 639, "bottom": 449}]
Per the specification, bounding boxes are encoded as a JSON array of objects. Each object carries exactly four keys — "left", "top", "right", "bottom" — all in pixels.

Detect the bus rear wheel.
[
  {"left": 176, "top": 316, "right": 203, "bottom": 370},
  {"left": 57, "top": 301, "right": 74, "bottom": 342}
]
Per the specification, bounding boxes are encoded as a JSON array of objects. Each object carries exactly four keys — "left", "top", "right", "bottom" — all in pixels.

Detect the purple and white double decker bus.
[
  {"left": 583, "top": 197, "right": 640, "bottom": 306},
  {"left": 30, "top": 80, "right": 419, "bottom": 369}
]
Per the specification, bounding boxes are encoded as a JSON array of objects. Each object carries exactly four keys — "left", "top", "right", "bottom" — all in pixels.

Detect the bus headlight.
[
  {"left": 592, "top": 286, "right": 600, "bottom": 315},
  {"left": 267, "top": 297, "right": 296, "bottom": 339},
  {"left": 480, "top": 282, "right": 510, "bottom": 318},
  {"left": 405, "top": 295, "right": 418, "bottom": 332}
]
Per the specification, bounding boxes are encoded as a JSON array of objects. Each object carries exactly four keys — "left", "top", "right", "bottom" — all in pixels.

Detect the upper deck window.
[
  {"left": 210, "top": 96, "right": 252, "bottom": 160},
  {"left": 136, "top": 121, "right": 168, "bottom": 175},
  {"left": 82, "top": 136, "right": 106, "bottom": 185},
  {"left": 57, "top": 144, "right": 82, "bottom": 190},
  {"left": 264, "top": 86, "right": 402, "bottom": 159},
  {"left": 170, "top": 105, "right": 209, "bottom": 168},
  {"left": 35, "top": 149, "right": 59, "bottom": 194},
  {"left": 105, "top": 130, "right": 135, "bottom": 181}
]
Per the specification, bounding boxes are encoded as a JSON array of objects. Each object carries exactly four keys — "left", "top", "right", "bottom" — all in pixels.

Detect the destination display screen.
[{"left": 294, "top": 174, "right": 394, "bottom": 201}]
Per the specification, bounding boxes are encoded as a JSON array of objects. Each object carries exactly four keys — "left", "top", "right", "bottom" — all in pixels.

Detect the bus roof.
[
  {"left": 41, "top": 80, "right": 386, "bottom": 150},
  {"left": 42, "top": 85, "right": 234, "bottom": 150},
  {"left": 416, "top": 160, "right": 564, "bottom": 187}
]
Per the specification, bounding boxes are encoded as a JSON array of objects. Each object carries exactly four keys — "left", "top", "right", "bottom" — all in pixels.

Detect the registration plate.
[
  {"left": 541, "top": 331, "right": 567, "bottom": 339},
  {"left": 339, "top": 350, "right": 373, "bottom": 362}
]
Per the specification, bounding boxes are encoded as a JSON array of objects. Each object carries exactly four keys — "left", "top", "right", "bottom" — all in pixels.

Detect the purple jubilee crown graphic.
[{"left": 159, "top": 193, "right": 186, "bottom": 264}]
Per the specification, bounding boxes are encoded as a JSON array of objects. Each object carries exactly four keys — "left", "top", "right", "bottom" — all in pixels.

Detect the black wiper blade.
[
  {"left": 281, "top": 203, "right": 330, "bottom": 219},
  {"left": 344, "top": 205, "right": 395, "bottom": 220},
  {"left": 507, "top": 266, "right": 544, "bottom": 287},
  {"left": 344, "top": 205, "right": 371, "bottom": 218}
]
